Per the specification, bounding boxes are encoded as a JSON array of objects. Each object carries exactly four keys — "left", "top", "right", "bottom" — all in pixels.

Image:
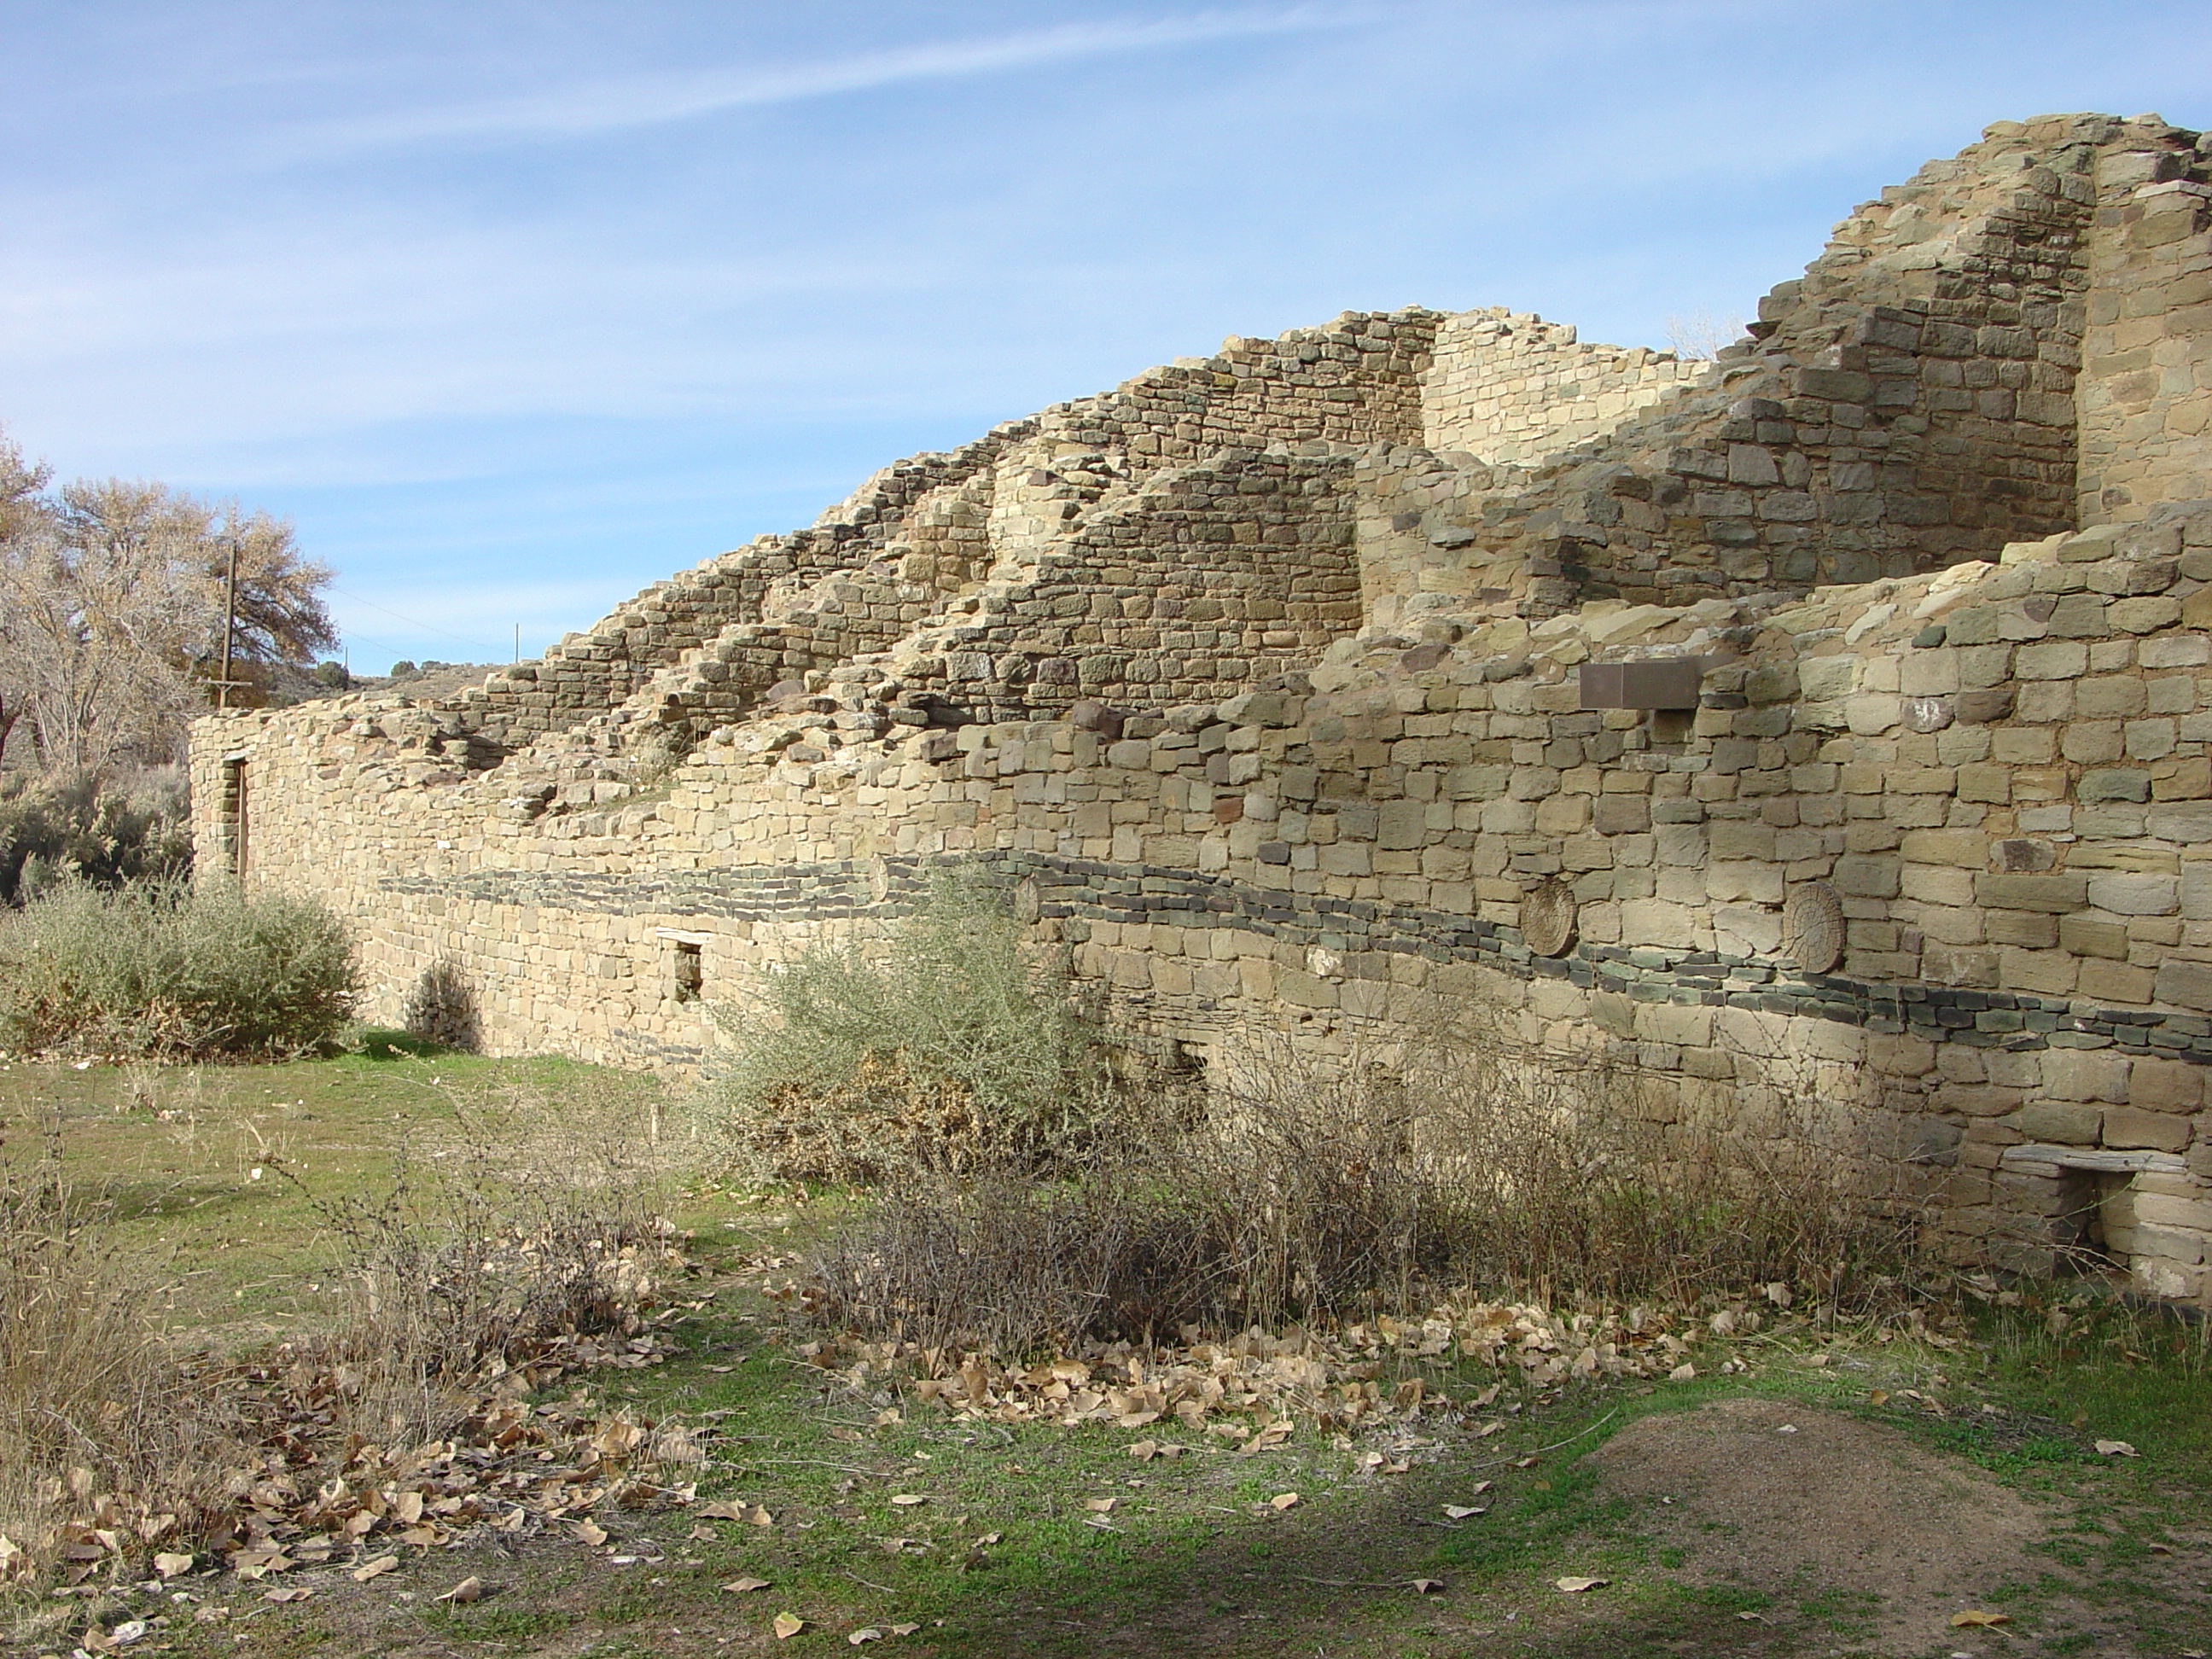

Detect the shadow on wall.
[{"left": 403, "top": 959, "right": 481, "bottom": 1053}]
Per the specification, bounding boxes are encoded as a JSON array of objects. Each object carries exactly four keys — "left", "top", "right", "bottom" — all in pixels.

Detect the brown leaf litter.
[{"left": 793, "top": 1300, "right": 1735, "bottom": 1438}]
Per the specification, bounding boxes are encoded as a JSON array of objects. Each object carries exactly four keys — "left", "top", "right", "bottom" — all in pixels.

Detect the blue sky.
[{"left": 3, "top": 2, "right": 2209, "bottom": 672}]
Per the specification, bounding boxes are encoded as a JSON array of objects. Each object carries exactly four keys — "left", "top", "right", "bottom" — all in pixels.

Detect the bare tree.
[
  {"left": 0, "top": 435, "right": 51, "bottom": 764},
  {"left": 0, "top": 429, "right": 337, "bottom": 775},
  {"left": 1664, "top": 309, "right": 1749, "bottom": 362}
]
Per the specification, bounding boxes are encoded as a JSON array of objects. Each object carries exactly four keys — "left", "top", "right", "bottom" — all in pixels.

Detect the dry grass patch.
[
  {"left": 1, "top": 1070, "right": 699, "bottom": 1602},
  {"left": 0, "top": 1126, "right": 236, "bottom": 1586}
]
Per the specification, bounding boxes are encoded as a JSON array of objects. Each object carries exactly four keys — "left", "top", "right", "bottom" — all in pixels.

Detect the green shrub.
[
  {"left": 0, "top": 877, "right": 358, "bottom": 1058},
  {"left": 702, "top": 874, "right": 1113, "bottom": 1181},
  {"left": 0, "top": 768, "right": 190, "bottom": 905}
]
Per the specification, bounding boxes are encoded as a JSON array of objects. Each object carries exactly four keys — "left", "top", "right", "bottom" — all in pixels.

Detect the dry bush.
[
  {"left": 0, "top": 876, "right": 358, "bottom": 1059},
  {"left": 0, "top": 1127, "right": 236, "bottom": 1587},
  {"left": 702, "top": 874, "right": 1113, "bottom": 1182},
  {"left": 0, "top": 767, "right": 190, "bottom": 907},
  {"left": 279, "top": 1071, "right": 682, "bottom": 1452},
  {"left": 809, "top": 1032, "right": 1918, "bottom": 1357}
]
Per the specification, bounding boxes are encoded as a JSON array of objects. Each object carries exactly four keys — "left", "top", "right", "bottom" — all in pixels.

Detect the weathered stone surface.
[{"left": 194, "top": 113, "right": 2212, "bottom": 1309}]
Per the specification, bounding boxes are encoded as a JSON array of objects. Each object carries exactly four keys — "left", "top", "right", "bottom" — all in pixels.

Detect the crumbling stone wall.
[
  {"left": 2078, "top": 132, "right": 2212, "bottom": 524},
  {"left": 1422, "top": 309, "right": 1711, "bottom": 467},
  {"left": 196, "top": 114, "right": 2212, "bottom": 1307}
]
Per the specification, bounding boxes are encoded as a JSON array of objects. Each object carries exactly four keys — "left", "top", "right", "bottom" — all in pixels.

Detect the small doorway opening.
[
  {"left": 2054, "top": 1168, "right": 2133, "bottom": 1279},
  {"left": 221, "top": 755, "right": 249, "bottom": 877}
]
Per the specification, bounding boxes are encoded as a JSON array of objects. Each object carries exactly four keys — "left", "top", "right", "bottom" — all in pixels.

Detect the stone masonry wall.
[
  {"left": 1397, "top": 115, "right": 2110, "bottom": 619},
  {"left": 1422, "top": 309, "right": 1712, "bottom": 467},
  {"left": 195, "top": 115, "right": 2212, "bottom": 1307},
  {"left": 2078, "top": 133, "right": 2212, "bottom": 524},
  {"left": 195, "top": 508, "right": 2212, "bottom": 1307}
]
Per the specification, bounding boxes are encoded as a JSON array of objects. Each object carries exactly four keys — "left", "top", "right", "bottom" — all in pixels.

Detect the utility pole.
[
  {"left": 216, "top": 534, "right": 240, "bottom": 712},
  {"left": 514, "top": 623, "right": 520, "bottom": 665}
]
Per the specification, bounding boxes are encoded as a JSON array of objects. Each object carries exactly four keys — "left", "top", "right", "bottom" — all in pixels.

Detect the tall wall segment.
[{"left": 196, "top": 114, "right": 2212, "bottom": 1305}]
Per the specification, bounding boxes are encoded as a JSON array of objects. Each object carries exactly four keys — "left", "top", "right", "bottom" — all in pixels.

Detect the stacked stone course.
[{"left": 199, "top": 114, "right": 2212, "bottom": 1306}]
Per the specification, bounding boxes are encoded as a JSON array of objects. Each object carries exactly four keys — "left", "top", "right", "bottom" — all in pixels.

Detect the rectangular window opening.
[
  {"left": 655, "top": 928, "right": 712, "bottom": 1004},
  {"left": 1647, "top": 707, "right": 1695, "bottom": 748}
]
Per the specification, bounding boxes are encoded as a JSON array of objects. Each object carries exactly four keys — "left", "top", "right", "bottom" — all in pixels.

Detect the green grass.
[{"left": 8, "top": 1049, "right": 2212, "bottom": 1658}]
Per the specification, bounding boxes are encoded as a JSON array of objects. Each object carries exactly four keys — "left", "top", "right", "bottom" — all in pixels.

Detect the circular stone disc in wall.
[
  {"left": 1784, "top": 881, "right": 1846, "bottom": 975},
  {"left": 1015, "top": 876, "right": 1042, "bottom": 924},
  {"left": 1521, "top": 879, "right": 1578, "bottom": 958}
]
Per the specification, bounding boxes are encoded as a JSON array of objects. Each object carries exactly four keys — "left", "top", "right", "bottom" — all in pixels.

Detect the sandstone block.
[
  {"left": 2131, "top": 1058, "right": 2207, "bottom": 1112},
  {"left": 2153, "top": 959, "right": 2212, "bottom": 1010},
  {"left": 2019, "top": 1100, "right": 2103, "bottom": 1144},
  {"left": 2087, "top": 872, "right": 2179, "bottom": 914},
  {"left": 2070, "top": 959, "right": 2158, "bottom": 999},
  {"left": 1976, "top": 872, "right": 2087, "bottom": 911},
  {"left": 2104, "top": 1106, "right": 2195, "bottom": 1152},
  {"left": 2015, "top": 641, "right": 2088, "bottom": 679}
]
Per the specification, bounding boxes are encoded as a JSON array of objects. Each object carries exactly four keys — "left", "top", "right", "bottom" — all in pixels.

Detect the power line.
[{"left": 325, "top": 584, "right": 506, "bottom": 657}]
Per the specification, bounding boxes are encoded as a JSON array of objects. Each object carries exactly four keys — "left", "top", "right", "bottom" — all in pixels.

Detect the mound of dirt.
[{"left": 1586, "top": 1396, "right": 2048, "bottom": 1649}]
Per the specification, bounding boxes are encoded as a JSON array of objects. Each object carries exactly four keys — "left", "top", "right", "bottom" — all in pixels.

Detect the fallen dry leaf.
[
  {"left": 722, "top": 1576, "right": 772, "bottom": 1594},
  {"left": 774, "top": 1611, "right": 806, "bottom": 1639},
  {"left": 152, "top": 1552, "right": 194, "bottom": 1579},
  {"left": 889, "top": 1493, "right": 928, "bottom": 1507},
  {"left": 1240, "top": 1420, "right": 1294, "bottom": 1454},
  {"left": 2094, "top": 1440, "right": 2139, "bottom": 1458},
  {"left": 1867, "top": 1389, "right": 1889, "bottom": 1407},
  {"left": 1268, "top": 1493, "right": 1301, "bottom": 1511},
  {"left": 571, "top": 1521, "right": 609, "bottom": 1547},
  {"left": 1442, "top": 1505, "right": 1487, "bottom": 1521},
  {"left": 697, "top": 1500, "right": 750, "bottom": 1521},
  {"left": 1554, "top": 1576, "right": 1609, "bottom": 1593},
  {"left": 436, "top": 1576, "right": 484, "bottom": 1604},
  {"left": 1668, "top": 1363, "right": 1696, "bottom": 1382},
  {"left": 1082, "top": 1498, "right": 1117, "bottom": 1514},
  {"left": 972, "top": 1531, "right": 1002, "bottom": 1546},
  {"left": 1949, "top": 1610, "right": 2011, "bottom": 1628},
  {"left": 1410, "top": 1578, "right": 1443, "bottom": 1595},
  {"left": 262, "top": 1587, "right": 314, "bottom": 1604},
  {"left": 848, "top": 1631, "right": 882, "bottom": 1645},
  {"left": 891, "top": 1625, "right": 920, "bottom": 1637},
  {"left": 350, "top": 1555, "right": 399, "bottom": 1583}
]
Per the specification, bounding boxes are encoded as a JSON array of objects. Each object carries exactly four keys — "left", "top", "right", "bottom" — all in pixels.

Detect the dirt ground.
[
  {"left": 1587, "top": 1395, "right": 2211, "bottom": 1658},
  {"left": 1589, "top": 1397, "right": 2047, "bottom": 1649}
]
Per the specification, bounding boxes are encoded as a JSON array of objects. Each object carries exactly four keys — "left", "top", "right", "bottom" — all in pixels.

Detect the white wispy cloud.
[{"left": 301, "top": 8, "right": 1353, "bottom": 152}]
